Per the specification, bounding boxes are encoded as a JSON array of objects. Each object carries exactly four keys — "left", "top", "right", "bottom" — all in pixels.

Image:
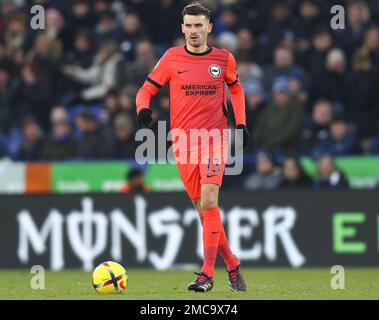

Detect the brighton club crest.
[{"left": 209, "top": 64, "right": 221, "bottom": 77}]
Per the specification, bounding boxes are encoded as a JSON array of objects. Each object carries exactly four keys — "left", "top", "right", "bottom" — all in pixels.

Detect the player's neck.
[{"left": 185, "top": 43, "right": 210, "bottom": 54}]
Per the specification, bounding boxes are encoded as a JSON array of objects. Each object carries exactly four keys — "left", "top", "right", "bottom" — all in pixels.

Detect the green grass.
[{"left": 0, "top": 268, "right": 378, "bottom": 300}]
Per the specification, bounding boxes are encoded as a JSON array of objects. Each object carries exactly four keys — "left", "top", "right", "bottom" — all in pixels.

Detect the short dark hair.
[
  {"left": 127, "top": 168, "right": 143, "bottom": 180},
  {"left": 182, "top": 2, "right": 211, "bottom": 21}
]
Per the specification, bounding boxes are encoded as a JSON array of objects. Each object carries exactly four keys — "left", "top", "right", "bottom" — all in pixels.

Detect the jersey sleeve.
[
  {"left": 225, "top": 51, "right": 239, "bottom": 86},
  {"left": 225, "top": 52, "right": 246, "bottom": 126},
  {"left": 146, "top": 50, "right": 172, "bottom": 89}
]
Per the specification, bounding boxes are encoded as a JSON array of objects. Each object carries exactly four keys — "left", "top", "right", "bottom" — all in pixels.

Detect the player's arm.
[
  {"left": 225, "top": 52, "right": 249, "bottom": 148},
  {"left": 136, "top": 51, "right": 171, "bottom": 127}
]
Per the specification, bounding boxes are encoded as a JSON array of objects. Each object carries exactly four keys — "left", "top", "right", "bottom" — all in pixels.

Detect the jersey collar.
[{"left": 184, "top": 45, "right": 213, "bottom": 56}]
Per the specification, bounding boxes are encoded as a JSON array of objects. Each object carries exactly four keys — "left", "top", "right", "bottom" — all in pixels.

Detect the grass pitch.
[{"left": 0, "top": 268, "right": 378, "bottom": 300}]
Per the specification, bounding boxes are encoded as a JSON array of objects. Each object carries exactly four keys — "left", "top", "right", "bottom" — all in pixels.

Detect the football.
[{"left": 92, "top": 261, "right": 128, "bottom": 294}]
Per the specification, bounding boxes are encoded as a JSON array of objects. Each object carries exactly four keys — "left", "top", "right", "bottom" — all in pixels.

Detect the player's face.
[{"left": 182, "top": 15, "right": 212, "bottom": 48}]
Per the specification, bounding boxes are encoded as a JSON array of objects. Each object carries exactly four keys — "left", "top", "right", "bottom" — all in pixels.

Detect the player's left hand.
[
  {"left": 236, "top": 124, "right": 250, "bottom": 150},
  {"left": 137, "top": 108, "right": 153, "bottom": 128}
]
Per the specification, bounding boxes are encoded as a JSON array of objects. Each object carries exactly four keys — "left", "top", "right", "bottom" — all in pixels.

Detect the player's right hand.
[{"left": 137, "top": 108, "right": 153, "bottom": 128}]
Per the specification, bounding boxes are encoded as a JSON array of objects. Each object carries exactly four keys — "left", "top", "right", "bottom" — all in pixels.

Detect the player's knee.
[{"left": 200, "top": 196, "right": 217, "bottom": 209}]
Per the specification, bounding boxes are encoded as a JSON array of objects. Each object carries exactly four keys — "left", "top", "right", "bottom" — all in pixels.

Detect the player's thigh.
[
  {"left": 177, "top": 162, "right": 201, "bottom": 200},
  {"left": 199, "top": 148, "right": 226, "bottom": 188}
]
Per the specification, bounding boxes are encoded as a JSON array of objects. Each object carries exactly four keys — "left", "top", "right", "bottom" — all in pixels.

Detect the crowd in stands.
[{"left": 0, "top": 0, "right": 379, "bottom": 189}]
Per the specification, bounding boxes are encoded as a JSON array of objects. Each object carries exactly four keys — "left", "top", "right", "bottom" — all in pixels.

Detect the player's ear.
[
  {"left": 207, "top": 22, "right": 213, "bottom": 34},
  {"left": 181, "top": 23, "right": 185, "bottom": 34}
]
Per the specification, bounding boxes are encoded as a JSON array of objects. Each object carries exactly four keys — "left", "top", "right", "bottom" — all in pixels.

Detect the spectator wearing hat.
[
  {"left": 311, "top": 116, "right": 361, "bottom": 159},
  {"left": 244, "top": 150, "right": 281, "bottom": 190},
  {"left": 314, "top": 155, "right": 349, "bottom": 189},
  {"left": 41, "top": 106, "right": 78, "bottom": 160},
  {"left": 75, "top": 110, "right": 116, "bottom": 159},
  {"left": 254, "top": 77, "right": 304, "bottom": 154},
  {"left": 16, "top": 116, "right": 45, "bottom": 161}
]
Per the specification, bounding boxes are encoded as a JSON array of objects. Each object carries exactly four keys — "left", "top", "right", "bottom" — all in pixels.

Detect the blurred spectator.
[
  {"left": 45, "top": 7, "right": 71, "bottom": 51},
  {"left": 119, "top": 85, "right": 138, "bottom": 113},
  {"left": 63, "top": 41, "right": 122, "bottom": 101},
  {"left": 103, "top": 88, "right": 121, "bottom": 125},
  {"left": 237, "top": 60, "right": 264, "bottom": 86},
  {"left": 311, "top": 116, "right": 361, "bottom": 158},
  {"left": 214, "top": 5, "right": 241, "bottom": 35},
  {"left": 113, "top": 112, "right": 138, "bottom": 158},
  {"left": 346, "top": 49, "right": 379, "bottom": 138},
  {"left": 16, "top": 117, "right": 44, "bottom": 161},
  {"left": 2, "top": 13, "right": 27, "bottom": 57},
  {"left": 359, "top": 25, "right": 379, "bottom": 70},
  {"left": 67, "top": 0, "right": 97, "bottom": 32},
  {"left": 244, "top": 150, "right": 281, "bottom": 190},
  {"left": 26, "top": 31, "right": 63, "bottom": 74},
  {"left": 0, "top": 61, "right": 17, "bottom": 132},
  {"left": 12, "top": 63, "right": 51, "bottom": 129},
  {"left": 254, "top": 77, "right": 304, "bottom": 154},
  {"left": 310, "top": 48, "right": 348, "bottom": 107},
  {"left": 296, "top": 0, "right": 324, "bottom": 42},
  {"left": 93, "top": 10, "right": 121, "bottom": 47},
  {"left": 41, "top": 107, "right": 78, "bottom": 160},
  {"left": 0, "top": 134, "right": 6, "bottom": 158},
  {"left": 301, "top": 99, "right": 333, "bottom": 154},
  {"left": 305, "top": 27, "right": 333, "bottom": 78},
  {"left": 75, "top": 111, "right": 116, "bottom": 159},
  {"left": 217, "top": 31, "right": 239, "bottom": 54},
  {"left": 147, "top": 0, "right": 182, "bottom": 47},
  {"left": 120, "top": 167, "right": 150, "bottom": 193},
  {"left": 119, "top": 13, "right": 148, "bottom": 61},
  {"left": 235, "top": 29, "right": 263, "bottom": 64},
  {"left": 264, "top": 46, "right": 308, "bottom": 101},
  {"left": 116, "top": 39, "right": 157, "bottom": 86},
  {"left": 279, "top": 157, "right": 313, "bottom": 189},
  {"left": 63, "top": 31, "right": 95, "bottom": 69},
  {"left": 368, "top": 132, "right": 379, "bottom": 154},
  {"left": 314, "top": 155, "right": 349, "bottom": 189},
  {"left": 334, "top": 0, "right": 371, "bottom": 57},
  {"left": 262, "top": 0, "right": 300, "bottom": 58},
  {"left": 244, "top": 79, "right": 267, "bottom": 134}
]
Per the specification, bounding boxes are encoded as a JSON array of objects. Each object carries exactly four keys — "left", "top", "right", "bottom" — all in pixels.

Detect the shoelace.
[{"left": 194, "top": 272, "right": 208, "bottom": 283}]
